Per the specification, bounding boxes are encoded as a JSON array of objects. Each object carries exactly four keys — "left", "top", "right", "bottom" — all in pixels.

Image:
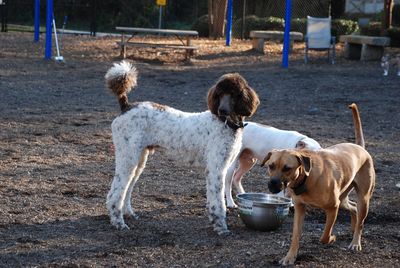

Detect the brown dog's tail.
[
  {"left": 105, "top": 61, "right": 138, "bottom": 112},
  {"left": 348, "top": 103, "right": 365, "bottom": 148}
]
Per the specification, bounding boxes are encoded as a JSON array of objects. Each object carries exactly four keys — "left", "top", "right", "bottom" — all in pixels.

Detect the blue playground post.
[
  {"left": 34, "top": 0, "right": 40, "bottom": 42},
  {"left": 282, "top": 0, "right": 292, "bottom": 68},
  {"left": 45, "top": 0, "right": 53, "bottom": 59},
  {"left": 225, "top": 0, "right": 233, "bottom": 46}
]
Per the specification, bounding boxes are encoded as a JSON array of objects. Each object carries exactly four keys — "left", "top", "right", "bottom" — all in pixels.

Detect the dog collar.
[
  {"left": 218, "top": 116, "right": 247, "bottom": 131},
  {"left": 291, "top": 175, "right": 308, "bottom": 195}
]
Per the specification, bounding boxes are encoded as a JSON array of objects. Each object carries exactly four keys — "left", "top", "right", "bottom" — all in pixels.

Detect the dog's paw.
[
  {"left": 124, "top": 212, "right": 140, "bottom": 220},
  {"left": 115, "top": 222, "right": 130, "bottom": 230},
  {"left": 279, "top": 254, "right": 296, "bottom": 266},
  {"left": 123, "top": 208, "right": 140, "bottom": 220},
  {"left": 348, "top": 242, "right": 362, "bottom": 251},
  {"left": 110, "top": 218, "right": 130, "bottom": 230},
  {"left": 320, "top": 235, "right": 336, "bottom": 244},
  {"left": 215, "top": 227, "right": 231, "bottom": 236},
  {"left": 226, "top": 203, "right": 238, "bottom": 209}
]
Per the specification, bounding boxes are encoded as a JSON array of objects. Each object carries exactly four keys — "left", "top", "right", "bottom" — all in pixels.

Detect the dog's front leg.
[
  {"left": 206, "top": 172, "right": 229, "bottom": 235},
  {"left": 320, "top": 207, "right": 339, "bottom": 244},
  {"left": 280, "top": 203, "right": 305, "bottom": 266}
]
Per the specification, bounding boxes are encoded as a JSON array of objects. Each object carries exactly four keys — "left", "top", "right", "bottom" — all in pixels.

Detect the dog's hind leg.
[
  {"left": 232, "top": 149, "right": 257, "bottom": 195},
  {"left": 106, "top": 146, "right": 141, "bottom": 230},
  {"left": 349, "top": 161, "right": 375, "bottom": 251},
  {"left": 123, "top": 148, "right": 150, "bottom": 219}
]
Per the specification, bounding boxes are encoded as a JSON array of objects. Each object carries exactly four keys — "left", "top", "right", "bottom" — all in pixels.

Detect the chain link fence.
[{"left": 3, "top": 0, "right": 357, "bottom": 38}]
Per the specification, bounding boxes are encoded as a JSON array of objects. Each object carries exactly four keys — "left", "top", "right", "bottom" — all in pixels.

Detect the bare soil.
[{"left": 0, "top": 32, "right": 399, "bottom": 267}]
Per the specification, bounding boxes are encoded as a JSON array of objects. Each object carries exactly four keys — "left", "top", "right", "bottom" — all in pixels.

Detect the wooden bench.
[
  {"left": 116, "top": 27, "right": 199, "bottom": 59},
  {"left": 250, "top": 30, "right": 303, "bottom": 54},
  {"left": 339, "top": 35, "right": 391, "bottom": 61}
]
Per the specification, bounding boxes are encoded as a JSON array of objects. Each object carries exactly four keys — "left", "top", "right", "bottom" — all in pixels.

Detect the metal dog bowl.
[{"left": 237, "top": 193, "right": 291, "bottom": 231}]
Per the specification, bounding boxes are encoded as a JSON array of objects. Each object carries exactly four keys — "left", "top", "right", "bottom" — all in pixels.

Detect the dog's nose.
[
  {"left": 218, "top": 108, "right": 229, "bottom": 116},
  {"left": 268, "top": 178, "right": 284, "bottom": 194}
]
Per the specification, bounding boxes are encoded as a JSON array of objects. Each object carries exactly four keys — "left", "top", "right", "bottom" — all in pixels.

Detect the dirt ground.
[{"left": 0, "top": 32, "right": 399, "bottom": 267}]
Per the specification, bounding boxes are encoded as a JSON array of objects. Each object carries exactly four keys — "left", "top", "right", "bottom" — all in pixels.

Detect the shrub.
[
  {"left": 262, "top": 16, "right": 285, "bottom": 31},
  {"left": 387, "top": 27, "right": 400, "bottom": 47},
  {"left": 191, "top": 14, "right": 209, "bottom": 37},
  {"left": 331, "top": 19, "right": 359, "bottom": 38},
  {"left": 233, "top": 15, "right": 284, "bottom": 38},
  {"left": 290, "top": 18, "right": 307, "bottom": 35},
  {"left": 233, "top": 15, "right": 265, "bottom": 38},
  {"left": 233, "top": 15, "right": 357, "bottom": 41},
  {"left": 360, "top": 22, "right": 382, "bottom": 36}
]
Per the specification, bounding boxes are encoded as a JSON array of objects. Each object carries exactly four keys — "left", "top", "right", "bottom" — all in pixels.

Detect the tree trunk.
[
  {"left": 330, "top": 0, "right": 346, "bottom": 19},
  {"left": 208, "top": 0, "right": 228, "bottom": 39},
  {"left": 382, "top": 0, "right": 394, "bottom": 34}
]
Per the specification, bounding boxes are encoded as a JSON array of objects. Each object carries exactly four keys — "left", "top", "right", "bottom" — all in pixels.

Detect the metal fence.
[{"left": 4, "top": 0, "right": 341, "bottom": 37}]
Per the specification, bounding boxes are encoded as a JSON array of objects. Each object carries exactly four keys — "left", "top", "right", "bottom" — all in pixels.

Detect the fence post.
[
  {"left": 45, "top": 0, "right": 53, "bottom": 59},
  {"left": 282, "top": 0, "right": 292, "bottom": 68},
  {"left": 241, "top": 0, "right": 246, "bottom": 40},
  {"left": 225, "top": 0, "right": 233, "bottom": 46},
  {"left": 1, "top": 0, "right": 7, "bottom": 32},
  {"left": 34, "top": 0, "right": 40, "bottom": 42}
]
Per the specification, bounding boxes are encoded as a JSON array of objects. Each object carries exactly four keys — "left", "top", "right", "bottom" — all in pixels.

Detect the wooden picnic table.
[{"left": 116, "top": 27, "right": 199, "bottom": 59}]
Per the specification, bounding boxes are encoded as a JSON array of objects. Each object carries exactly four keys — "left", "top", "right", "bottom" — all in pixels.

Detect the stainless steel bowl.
[{"left": 237, "top": 192, "right": 291, "bottom": 231}]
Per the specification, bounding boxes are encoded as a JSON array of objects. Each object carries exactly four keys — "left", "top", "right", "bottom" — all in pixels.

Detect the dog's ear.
[
  {"left": 295, "top": 140, "right": 306, "bottom": 149},
  {"left": 261, "top": 152, "right": 272, "bottom": 167},
  {"left": 297, "top": 155, "right": 312, "bottom": 176},
  {"left": 234, "top": 84, "right": 260, "bottom": 117},
  {"left": 207, "top": 86, "right": 219, "bottom": 115}
]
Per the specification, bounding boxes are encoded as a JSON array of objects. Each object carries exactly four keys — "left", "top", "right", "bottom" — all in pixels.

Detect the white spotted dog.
[
  {"left": 104, "top": 61, "right": 260, "bottom": 235},
  {"left": 225, "top": 122, "right": 321, "bottom": 208}
]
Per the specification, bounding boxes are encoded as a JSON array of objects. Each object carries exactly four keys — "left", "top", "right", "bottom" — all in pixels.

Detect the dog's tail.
[
  {"left": 348, "top": 103, "right": 365, "bottom": 148},
  {"left": 105, "top": 61, "right": 138, "bottom": 112}
]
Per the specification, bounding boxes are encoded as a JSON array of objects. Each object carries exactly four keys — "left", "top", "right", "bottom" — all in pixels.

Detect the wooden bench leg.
[
  {"left": 252, "top": 38, "right": 265, "bottom": 54},
  {"left": 360, "top": 44, "right": 384, "bottom": 61},
  {"left": 120, "top": 44, "right": 126, "bottom": 59},
  {"left": 185, "top": 36, "right": 192, "bottom": 59},
  {"left": 289, "top": 41, "right": 294, "bottom": 52}
]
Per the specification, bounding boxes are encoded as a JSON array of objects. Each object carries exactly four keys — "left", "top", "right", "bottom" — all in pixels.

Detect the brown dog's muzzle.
[{"left": 268, "top": 177, "right": 286, "bottom": 194}]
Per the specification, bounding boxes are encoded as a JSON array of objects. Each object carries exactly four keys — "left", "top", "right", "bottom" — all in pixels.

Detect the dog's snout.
[
  {"left": 268, "top": 177, "right": 284, "bottom": 194},
  {"left": 218, "top": 107, "right": 229, "bottom": 116},
  {"left": 218, "top": 94, "right": 232, "bottom": 116}
]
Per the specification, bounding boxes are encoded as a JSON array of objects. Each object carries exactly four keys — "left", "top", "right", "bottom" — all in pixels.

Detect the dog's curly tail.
[
  {"left": 105, "top": 61, "right": 138, "bottom": 112},
  {"left": 348, "top": 103, "right": 365, "bottom": 148}
]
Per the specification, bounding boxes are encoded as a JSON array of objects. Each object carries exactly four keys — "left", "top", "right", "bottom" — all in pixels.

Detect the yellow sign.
[{"left": 156, "top": 0, "right": 166, "bottom": 6}]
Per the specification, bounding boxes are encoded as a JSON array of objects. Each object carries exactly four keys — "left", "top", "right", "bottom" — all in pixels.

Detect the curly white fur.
[{"left": 104, "top": 61, "right": 258, "bottom": 235}]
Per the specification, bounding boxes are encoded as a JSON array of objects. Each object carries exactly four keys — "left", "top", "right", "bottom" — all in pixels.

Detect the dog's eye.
[
  {"left": 282, "top": 165, "right": 291, "bottom": 172},
  {"left": 268, "top": 164, "right": 275, "bottom": 171}
]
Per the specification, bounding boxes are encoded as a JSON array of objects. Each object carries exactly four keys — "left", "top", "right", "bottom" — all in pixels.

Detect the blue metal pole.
[
  {"left": 225, "top": 0, "right": 233, "bottom": 46},
  {"left": 282, "top": 0, "right": 292, "bottom": 68},
  {"left": 34, "top": 0, "right": 40, "bottom": 42},
  {"left": 44, "top": 0, "right": 53, "bottom": 59}
]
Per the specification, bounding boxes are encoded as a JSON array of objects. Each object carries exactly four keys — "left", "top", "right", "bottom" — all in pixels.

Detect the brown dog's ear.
[
  {"left": 261, "top": 152, "right": 272, "bottom": 167},
  {"left": 207, "top": 86, "right": 219, "bottom": 115},
  {"left": 234, "top": 85, "right": 260, "bottom": 117},
  {"left": 298, "top": 155, "right": 312, "bottom": 176}
]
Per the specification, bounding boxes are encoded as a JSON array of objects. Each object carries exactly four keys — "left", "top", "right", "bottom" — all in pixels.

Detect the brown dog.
[{"left": 261, "top": 103, "right": 375, "bottom": 266}]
